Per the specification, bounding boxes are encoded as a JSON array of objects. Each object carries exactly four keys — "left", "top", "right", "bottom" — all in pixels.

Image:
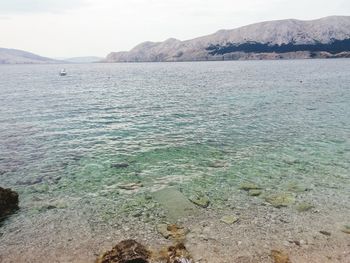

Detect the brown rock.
[
  {"left": 271, "top": 250, "right": 291, "bottom": 263},
  {"left": 157, "top": 224, "right": 189, "bottom": 241},
  {"left": 157, "top": 243, "right": 192, "bottom": 263},
  {"left": 96, "top": 240, "right": 151, "bottom": 263}
]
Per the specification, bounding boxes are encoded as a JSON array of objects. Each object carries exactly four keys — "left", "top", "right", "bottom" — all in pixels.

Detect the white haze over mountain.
[{"left": 0, "top": 0, "right": 349, "bottom": 57}]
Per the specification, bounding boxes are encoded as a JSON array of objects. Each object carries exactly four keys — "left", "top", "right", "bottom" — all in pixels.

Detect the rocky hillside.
[
  {"left": 0, "top": 48, "right": 61, "bottom": 64},
  {"left": 105, "top": 16, "right": 350, "bottom": 62}
]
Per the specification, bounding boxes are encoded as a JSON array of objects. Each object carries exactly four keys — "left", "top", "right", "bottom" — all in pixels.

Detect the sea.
[{"left": 0, "top": 59, "right": 349, "bottom": 262}]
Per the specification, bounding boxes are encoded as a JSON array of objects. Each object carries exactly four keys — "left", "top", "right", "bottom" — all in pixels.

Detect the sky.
[{"left": 0, "top": 0, "right": 349, "bottom": 58}]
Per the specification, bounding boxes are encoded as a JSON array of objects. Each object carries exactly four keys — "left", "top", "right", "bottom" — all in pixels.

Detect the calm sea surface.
[{"left": 0, "top": 60, "right": 349, "bottom": 255}]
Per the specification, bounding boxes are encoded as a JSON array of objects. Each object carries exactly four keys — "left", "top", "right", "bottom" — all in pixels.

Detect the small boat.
[{"left": 59, "top": 69, "right": 67, "bottom": 76}]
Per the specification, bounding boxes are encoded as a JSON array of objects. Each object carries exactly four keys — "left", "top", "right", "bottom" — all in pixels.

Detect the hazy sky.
[{"left": 0, "top": 0, "right": 349, "bottom": 58}]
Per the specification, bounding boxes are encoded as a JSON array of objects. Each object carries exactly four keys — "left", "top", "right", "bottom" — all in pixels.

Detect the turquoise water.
[{"left": 0, "top": 60, "right": 349, "bottom": 253}]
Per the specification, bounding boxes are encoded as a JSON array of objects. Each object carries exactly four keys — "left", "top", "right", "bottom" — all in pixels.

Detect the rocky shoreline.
[
  {"left": 1, "top": 158, "right": 349, "bottom": 262},
  {"left": 1, "top": 182, "right": 349, "bottom": 263},
  {"left": 91, "top": 184, "right": 349, "bottom": 263}
]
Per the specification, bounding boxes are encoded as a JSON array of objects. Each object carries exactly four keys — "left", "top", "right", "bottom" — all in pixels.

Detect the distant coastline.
[
  {"left": 2, "top": 16, "right": 350, "bottom": 64},
  {"left": 102, "top": 51, "right": 350, "bottom": 63},
  {"left": 1, "top": 48, "right": 349, "bottom": 65}
]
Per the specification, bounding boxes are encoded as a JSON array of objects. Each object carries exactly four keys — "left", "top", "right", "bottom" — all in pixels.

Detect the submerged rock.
[
  {"left": 208, "top": 160, "right": 226, "bottom": 168},
  {"left": 38, "top": 204, "right": 57, "bottom": 212},
  {"left": 286, "top": 182, "right": 308, "bottom": 193},
  {"left": 271, "top": 250, "right": 291, "bottom": 263},
  {"left": 0, "top": 187, "right": 19, "bottom": 218},
  {"left": 248, "top": 189, "right": 262, "bottom": 196},
  {"left": 118, "top": 183, "right": 143, "bottom": 190},
  {"left": 189, "top": 194, "right": 210, "bottom": 208},
  {"left": 153, "top": 188, "right": 198, "bottom": 221},
  {"left": 239, "top": 182, "right": 261, "bottom": 191},
  {"left": 16, "top": 177, "right": 43, "bottom": 185},
  {"left": 282, "top": 157, "right": 300, "bottom": 165},
  {"left": 16, "top": 175, "right": 61, "bottom": 186},
  {"left": 96, "top": 239, "right": 151, "bottom": 263},
  {"left": 296, "top": 202, "right": 314, "bottom": 212},
  {"left": 220, "top": 215, "right": 239, "bottom": 225},
  {"left": 265, "top": 193, "right": 295, "bottom": 208},
  {"left": 33, "top": 184, "right": 49, "bottom": 193},
  {"left": 111, "top": 163, "right": 129, "bottom": 169},
  {"left": 157, "top": 224, "right": 189, "bottom": 240}
]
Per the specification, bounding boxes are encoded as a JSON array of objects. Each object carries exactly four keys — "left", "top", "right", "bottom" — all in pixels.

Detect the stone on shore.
[
  {"left": 0, "top": 187, "right": 19, "bottom": 218},
  {"left": 296, "top": 202, "right": 314, "bottom": 212},
  {"left": 157, "top": 224, "right": 189, "bottom": 240},
  {"left": 220, "top": 215, "right": 239, "bottom": 225},
  {"left": 271, "top": 250, "right": 291, "bottom": 263},
  {"left": 341, "top": 225, "right": 350, "bottom": 234},
  {"left": 319, "top": 230, "right": 331, "bottom": 236}
]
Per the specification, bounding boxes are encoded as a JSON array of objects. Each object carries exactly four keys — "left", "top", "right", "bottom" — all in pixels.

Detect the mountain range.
[
  {"left": 2, "top": 16, "right": 350, "bottom": 64},
  {"left": 0, "top": 48, "right": 62, "bottom": 64},
  {"left": 105, "top": 16, "right": 350, "bottom": 62},
  {"left": 0, "top": 49, "right": 104, "bottom": 64}
]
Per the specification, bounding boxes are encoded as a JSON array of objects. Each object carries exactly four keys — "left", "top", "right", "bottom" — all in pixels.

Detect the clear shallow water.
[{"left": 0, "top": 60, "right": 350, "bottom": 251}]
